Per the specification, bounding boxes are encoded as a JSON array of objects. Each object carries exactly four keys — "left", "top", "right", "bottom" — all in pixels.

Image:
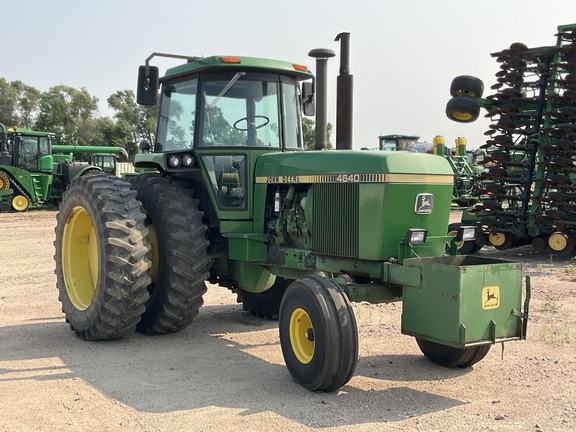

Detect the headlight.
[
  {"left": 182, "top": 154, "right": 194, "bottom": 167},
  {"left": 456, "top": 225, "right": 476, "bottom": 242},
  {"left": 403, "top": 228, "right": 428, "bottom": 244},
  {"left": 168, "top": 155, "right": 181, "bottom": 167}
]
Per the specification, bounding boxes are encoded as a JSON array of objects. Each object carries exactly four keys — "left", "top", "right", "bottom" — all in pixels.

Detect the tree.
[
  {"left": 107, "top": 90, "right": 157, "bottom": 155},
  {"left": 11, "top": 80, "right": 41, "bottom": 128},
  {"left": 0, "top": 77, "right": 18, "bottom": 127},
  {"left": 35, "top": 85, "right": 99, "bottom": 144},
  {"left": 302, "top": 117, "right": 333, "bottom": 150}
]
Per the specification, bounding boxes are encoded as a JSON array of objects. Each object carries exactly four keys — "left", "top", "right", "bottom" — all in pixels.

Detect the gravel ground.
[{"left": 0, "top": 209, "right": 574, "bottom": 431}]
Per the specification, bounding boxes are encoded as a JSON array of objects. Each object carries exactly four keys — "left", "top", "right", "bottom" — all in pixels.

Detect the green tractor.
[
  {"left": 378, "top": 134, "right": 485, "bottom": 207},
  {"left": 0, "top": 125, "right": 128, "bottom": 212},
  {"left": 377, "top": 134, "right": 420, "bottom": 151},
  {"left": 53, "top": 37, "right": 529, "bottom": 392}
]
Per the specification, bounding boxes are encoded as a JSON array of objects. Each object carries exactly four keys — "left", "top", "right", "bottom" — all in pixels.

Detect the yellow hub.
[
  {"left": 452, "top": 111, "right": 472, "bottom": 121},
  {"left": 12, "top": 195, "right": 30, "bottom": 211},
  {"left": 62, "top": 206, "right": 99, "bottom": 310},
  {"left": 448, "top": 229, "right": 464, "bottom": 249},
  {"left": 0, "top": 172, "right": 10, "bottom": 190},
  {"left": 549, "top": 232, "right": 569, "bottom": 251},
  {"left": 289, "top": 307, "right": 315, "bottom": 364},
  {"left": 488, "top": 232, "right": 507, "bottom": 247},
  {"left": 456, "top": 89, "right": 477, "bottom": 97}
]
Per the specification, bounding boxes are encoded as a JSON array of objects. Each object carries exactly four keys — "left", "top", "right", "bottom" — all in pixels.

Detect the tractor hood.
[{"left": 255, "top": 150, "right": 454, "bottom": 179}]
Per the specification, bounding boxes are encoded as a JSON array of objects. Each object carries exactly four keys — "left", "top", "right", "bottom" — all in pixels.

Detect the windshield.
[
  {"left": 199, "top": 74, "right": 280, "bottom": 147},
  {"left": 155, "top": 72, "right": 303, "bottom": 151}
]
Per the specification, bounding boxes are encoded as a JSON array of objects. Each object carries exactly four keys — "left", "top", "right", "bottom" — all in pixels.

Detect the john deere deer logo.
[
  {"left": 482, "top": 286, "right": 500, "bottom": 310},
  {"left": 414, "top": 193, "right": 434, "bottom": 214}
]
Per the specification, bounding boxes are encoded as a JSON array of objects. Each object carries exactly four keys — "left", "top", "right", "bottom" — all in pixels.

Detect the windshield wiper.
[{"left": 205, "top": 72, "right": 246, "bottom": 111}]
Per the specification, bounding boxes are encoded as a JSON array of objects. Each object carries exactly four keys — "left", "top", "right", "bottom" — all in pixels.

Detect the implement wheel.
[
  {"left": 235, "top": 276, "right": 291, "bottom": 319},
  {"left": 279, "top": 275, "right": 358, "bottom": 392},
  {"left": 446, "top": 97, "right": 481, "bottom": 123},
  {"left": 129, "top": 174, "right": 211, "bottom": 334},
  {"left": 450, "top": 75, "right": 484, "bottom": 98},
  {"left": 447, "top": 222, "right": 481, "bottom": 254},
  {"left": 0, "top": 171, "right": 10, "bottom": 190},
  {"left": 54, "top": 175, "right": 152, "bottom": 340},
  {"left": 12, "top": 195, "right": 30, "bottom": 212},
  {"left": 416, "top": 338, "right": 491, "bottom": 368}
]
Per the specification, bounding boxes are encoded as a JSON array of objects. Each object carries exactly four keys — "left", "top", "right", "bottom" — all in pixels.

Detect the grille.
[{"left": 312, "top": 183, "right": 359, "bottom": 258}]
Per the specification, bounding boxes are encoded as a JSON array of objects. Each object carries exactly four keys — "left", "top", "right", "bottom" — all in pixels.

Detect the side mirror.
[
  {"left": 139, "top": 140, "right": 151, "bottom": 153},
  {"left": 137, "top": 65, "right": 159, "bottom": 105},
  {"left": 301, "top": 81, "right": 315, "bottom": 117}
]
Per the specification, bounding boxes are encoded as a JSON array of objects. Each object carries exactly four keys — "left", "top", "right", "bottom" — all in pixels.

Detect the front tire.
[
  {"left": 416, "top": 338, "right": 491, "bottom": 368},
  {"left": 54, "top": 174, "right": 152, "bottom": 340},
  {"left": 279, "top": 275, "right": 358, "bottom": 392},
  {"left": 129, "top": 174, "right": 211, "bottom": 334}
]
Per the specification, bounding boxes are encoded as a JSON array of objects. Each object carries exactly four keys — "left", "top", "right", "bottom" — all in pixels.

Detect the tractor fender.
[{"left": 65, "top": 162, "right": 102, "bottom": 181}]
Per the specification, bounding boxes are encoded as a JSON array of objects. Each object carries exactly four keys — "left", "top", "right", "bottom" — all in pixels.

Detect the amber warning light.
[{"left": 221, "top": 56, "right": 241, "bottom": 64}]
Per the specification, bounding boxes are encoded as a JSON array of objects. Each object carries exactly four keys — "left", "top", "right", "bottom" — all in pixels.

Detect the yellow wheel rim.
[
  {"left": 0, "top": 172, "right": 10, "bottom": 190},
  {"left": 489, "top": 232, "right": 506, "bottom": 247},
  {"left": 452, "top": 111, "right": 473, "bottom": 121},
  {"left": 289, "top": 307, "right": 314, "bottom": 364},
  {"left": 146, "top": 221, "right": 159, "bottom": 284},
  {"left": 448, "top": 229, "right": 464, "bottom": 249},
  {"left": 549, "top": 232, "right": 568, "bottom": 251},
  {"left": 12, "top": 195, "right": 29, "bottom": 211},
  {"left": 62, "top": 206, "right": 99, "bottom": 310}
]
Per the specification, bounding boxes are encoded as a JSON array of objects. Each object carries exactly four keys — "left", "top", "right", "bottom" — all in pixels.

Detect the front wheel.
[
  {"left": 279, "top": 275, "right": 358, "bottom": 392},
  {"left": 416, "top": 338, "right": 491, "bottom": 368}
]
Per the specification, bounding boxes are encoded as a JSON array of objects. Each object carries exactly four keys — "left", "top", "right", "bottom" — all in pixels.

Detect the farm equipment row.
[
  {"left": 377, "top": 134, "right": 484, "bottom": 206},
  {"left": 447, "top": 23, "right": 576, "bottom": 256},
  {"left": 0, "top": 125, "right": 128, "bottom": 211}
]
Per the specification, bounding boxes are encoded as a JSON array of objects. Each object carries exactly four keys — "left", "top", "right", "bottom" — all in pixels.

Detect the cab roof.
[{"left": 164, "top": 55, "right": 314, "bottom": 82}]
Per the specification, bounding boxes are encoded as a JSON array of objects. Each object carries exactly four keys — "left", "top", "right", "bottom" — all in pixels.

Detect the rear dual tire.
[
  {"left": 416, "top": 338, "right": 491, "bottom": 368},
  {"left": 54, "top": 174, "right": 152, "bottom": 340},
  {"left": 55, "top": 173, "right": 211, "bottom": 340}
]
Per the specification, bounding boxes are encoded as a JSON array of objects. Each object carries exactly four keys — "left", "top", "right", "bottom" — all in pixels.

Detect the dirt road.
[{"left": 0, "top": 210, "right": 575, "bottom": 431}]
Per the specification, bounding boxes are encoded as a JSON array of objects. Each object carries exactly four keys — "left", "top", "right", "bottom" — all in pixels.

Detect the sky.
[{"left": 5, "top": 0, "right": 576, "bottom": 150}]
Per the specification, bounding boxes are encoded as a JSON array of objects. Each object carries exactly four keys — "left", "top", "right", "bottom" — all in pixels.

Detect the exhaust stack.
[
  {"left": 335, "top": 32, "right": 353, "bottom": 150},
  {"left": 308, "top": 48, "right": 335, "bottom": 150}
]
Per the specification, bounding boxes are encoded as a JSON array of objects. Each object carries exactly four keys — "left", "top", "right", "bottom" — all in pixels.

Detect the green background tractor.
[
  {"left": 0, "top": 124, "right": 128, "bottom": 211},
  {"left": 53, "top": 40, "right": 529, "bottom": 392}
]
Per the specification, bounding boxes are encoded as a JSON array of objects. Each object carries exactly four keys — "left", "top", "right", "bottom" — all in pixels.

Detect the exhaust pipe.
[
  {"left": 308, "top": 48, "right": 335, "bottom": 150},
  {"left": 335, "top": 32, "right": 353, "bottom": 150}
]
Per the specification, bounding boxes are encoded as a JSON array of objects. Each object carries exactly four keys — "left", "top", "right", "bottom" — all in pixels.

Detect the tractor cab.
[
  {"left": 378, "top": 134, "right": 420, "bottom": 151},
  {"left": 135, "top": 54, "right": 314, "bottom": 220},
  {"left": 8, "top": 129, "right": 54, "bottom": 173},
  {"left": 90, "top": 153, "right": 117, "bottom": 175}
]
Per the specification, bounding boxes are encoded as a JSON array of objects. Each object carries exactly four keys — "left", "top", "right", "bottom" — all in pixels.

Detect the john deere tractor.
[
  {"left": 0, "top": 125, "right": 128, "bottom": 211},
  {"left": 54, "top": 36, "right": 529, "bottom": 392}
]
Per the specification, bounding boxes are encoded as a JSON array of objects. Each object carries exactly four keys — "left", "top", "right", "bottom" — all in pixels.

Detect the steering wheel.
[{"left": 233, "top": 115, "right": 270, "bottom": 131}]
